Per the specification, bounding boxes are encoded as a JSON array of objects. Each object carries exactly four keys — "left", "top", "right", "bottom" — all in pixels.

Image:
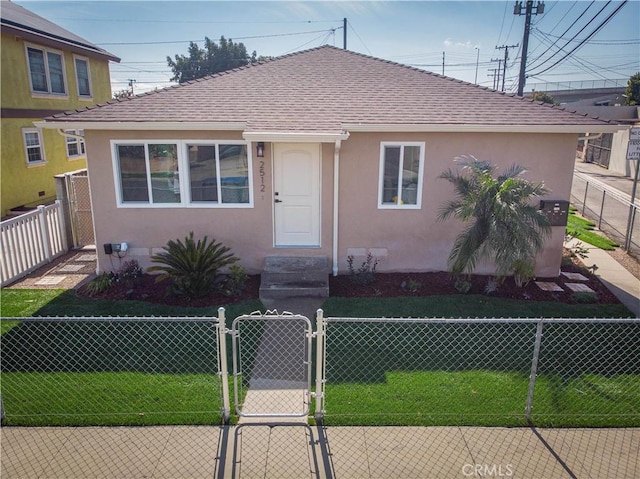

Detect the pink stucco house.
[{"left": 39, "top": 46, "right": 621, "bottom": 277}]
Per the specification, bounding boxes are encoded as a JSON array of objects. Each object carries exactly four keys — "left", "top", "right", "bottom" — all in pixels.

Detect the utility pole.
[
  {"left": 490, "top": 58, "right": 503, "bottom": 91},
  {"left": 442, "top": 51, "right": 445, "bottom": 76},
  {"left": 488, "top": 69, "right": 499, "bottom": 90},
  {"left": 127, "top": 79, "right": 136, "bottom": 96},
  {"left": 514, "top": 1, "right": 545, "bottom": 96},
  {"left": 343, "top": 18, "right": 347, "bottom": 49},
  {"left": 496, "top": 44, "right": 518, "bottom": 92},
  {"left": 474, "top": 47, "right": 480, "bottom": 84}
]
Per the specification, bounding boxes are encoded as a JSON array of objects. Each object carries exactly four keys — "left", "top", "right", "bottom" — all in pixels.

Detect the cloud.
[{"left": 443, "top": 38, "right": 478, "bottom": 49}]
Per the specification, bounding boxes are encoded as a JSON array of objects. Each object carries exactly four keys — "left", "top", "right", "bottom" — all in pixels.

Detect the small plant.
[
  {"left": 571, "top": 291, "right": 599, "bottom": 304},
  {"left": 454, "top": 278, "right": 472, "bottom": 294},
  {"left": 511, "top": 259, "right": 535, "bottom": 288},
  {"left": 83, "top": 272, "right": 114, "bottom": 296},
  {"left": 148, "top": 232, "right": 239, "bottom": 299},
  {"left": 115, "top": 259, "right": 144, "bottom": 286},
  {"left": 407, "top": 279, "right": 422, "bottom": 293},
  {"left": 347, "top": 253, "right": 378, "bottom": 285},
  {"left": 484, "top": 277, "right": 500, "bottom": 295},
  {"left": 223, "top": 264, "right": 248, "bottom": 297},
  {"left": 564, "top": 235, "right": 590, "bottom": 260}
]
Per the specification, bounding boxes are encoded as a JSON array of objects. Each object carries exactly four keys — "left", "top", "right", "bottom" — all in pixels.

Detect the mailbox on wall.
[{"left": 539, "top": 200, "right": 570, "bottom": 226}]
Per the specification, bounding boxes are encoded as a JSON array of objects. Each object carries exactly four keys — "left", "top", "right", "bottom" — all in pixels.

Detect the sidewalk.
[
  {"left": 2, "top": 424, "right": 638, "bottom": 478},
  {"left": 574, "top": 159, "right": 639, "bottom": 204}
]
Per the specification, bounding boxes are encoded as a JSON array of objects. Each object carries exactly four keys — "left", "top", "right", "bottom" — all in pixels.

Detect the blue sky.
[{"left": 16, "top": 1, "right": 640, "bottom": 95}]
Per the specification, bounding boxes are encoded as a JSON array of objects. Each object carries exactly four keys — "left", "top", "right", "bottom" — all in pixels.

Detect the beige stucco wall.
[
  {"left": 85, "top": 129, "right": 577, "bottom": 277},
  {"left": 337, "top": 132, "right": 578, "bottom": 277},
  {"left": 85, "top": 130, "right": 334, "bottom": 274}
]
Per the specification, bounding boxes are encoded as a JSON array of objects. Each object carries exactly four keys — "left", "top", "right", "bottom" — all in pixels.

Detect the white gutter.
[
  {"left": 332, "top": 139, "right": 342, "bottom": 276},
  {"left": 341, "top": 123, "right": 627, "bottom": 134},
  {"left": 56, "top": 129, "right": 84, "bottom": 141},
  {"left": 243, "top": 131, "right": 349, "bottom": 143},
  {"left": 578, "top": 132, "right": 604, "bottom": 141},
  {"left": 35, "top": 121, "right": 246, "bottom": 131}
]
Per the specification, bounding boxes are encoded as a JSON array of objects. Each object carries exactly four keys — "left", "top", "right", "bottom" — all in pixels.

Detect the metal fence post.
[
  {"left": 314, "top": 309, "right": 326, "bottom": 421},
  {"left": 525, "top": 319, "right": 544, "bottom": 422},
  {"left": 598, "top": 190, "right": 606, "bottom": 230},
  {"left": 582, "top": 180, "right": 589, "bottom": 216},
  {"left": 217, "top": 307, "right": 231, "bottom": 423}
]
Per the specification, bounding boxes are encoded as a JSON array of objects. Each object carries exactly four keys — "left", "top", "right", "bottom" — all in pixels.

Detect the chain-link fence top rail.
[
  {"left": 231, "top": 314, "right": 311, "bottom": 417},
  {"left": 323, "top": 318, "right": 640, "bottom": 428},
  {"left": 0, "top": 317, "right": 221, "bottom": 426}
]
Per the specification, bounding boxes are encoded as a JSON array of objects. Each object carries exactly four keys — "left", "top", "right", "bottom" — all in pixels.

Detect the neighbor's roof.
[
  {"left": 1, "top": 1, "right": 120, "bottom": 62},
  {"left": 41, "top": 46, "right": 620, "bottom": 136}
]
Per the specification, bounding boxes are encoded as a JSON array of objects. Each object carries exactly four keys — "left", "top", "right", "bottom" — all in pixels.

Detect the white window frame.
[
  {"left": 25, "top": 43, "right": 68, "bottom": 97},
  {"left": 73, "top": 55, "right": 92, "bottom": 99},
  {"left": 22, "top": 128, "right": 46, "bottom": 166},
  {"left": 111, "top": 139, "right": 254, "bottom": 209},
  {"left": 377, "top": 141, "right": 425, "bottom": 210},
  {"left": 65, "top": 130, "right": 86, "bottom": 159}
]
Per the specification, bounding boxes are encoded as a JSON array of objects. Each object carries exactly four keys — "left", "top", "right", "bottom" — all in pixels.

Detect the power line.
[
  {"left": 534, "top": 29, "right": 640, "bottom": 45},
  {"left": 98, "top": 28, "right": 341, "bottom": 46},
  {"left": 528, "top": 0, "right": 628, "bottom": 77},
  {"left": 527, "top": 1, "right": 604, "bottom": 71}
]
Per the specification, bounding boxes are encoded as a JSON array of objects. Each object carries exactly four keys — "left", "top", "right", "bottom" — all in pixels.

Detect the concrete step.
[{"left": 260, "top": 256, "right": 329, "bottom": 299}]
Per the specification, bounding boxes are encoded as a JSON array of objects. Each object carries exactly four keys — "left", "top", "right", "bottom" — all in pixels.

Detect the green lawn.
[
  {"left": 0, "top": 288, "right": 263, "bottom": 318},
  {"left": 321, "top": 295, "right": 633, "bottom": 318},
  {"left": 323, "top": 371, "right": 640, "bottom": 427},
  {"left": 0, "top": 288, "right": 636, "bottom": 427},
  {"left": 566, "top": 209, "right": 619, "bottom": 250}
]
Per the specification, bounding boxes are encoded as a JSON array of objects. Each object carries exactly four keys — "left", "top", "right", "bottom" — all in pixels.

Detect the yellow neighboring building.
[{"left": 1, "top": 1, "right": 119, "bottom": 217}]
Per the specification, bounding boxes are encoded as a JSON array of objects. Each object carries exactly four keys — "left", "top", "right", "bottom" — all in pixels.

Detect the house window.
[
  {"left": 115, "top": 143, "right": 181, "bottom": 204},
  {"left": 26, "top": 46, "right": 66, "bottom": 95},
  {"left": 378, "top": 142, "right": 425, "bottom": 209},
  {"left": 66, "top": 130, "right": 86, "bottom": 158},
  {"left": 187, "top": 143, "right": 250, "bottom": 204},
  {"left": 23, "top": 128, "right": 46, "bottom": 165},
  {"left": 113, "top": 140, "right": 252, "bottom": 207},
  {"left": 74, "top": 56, "right": 92, "bottom": 97}
]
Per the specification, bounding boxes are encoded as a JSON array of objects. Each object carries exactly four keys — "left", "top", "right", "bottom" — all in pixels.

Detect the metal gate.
[
  {"left": 68, "top": 173, "right": 95, "bottom": 247},
  {"left": 230, "top": 312, "right": 313, "bottom": 418},
  {"left": 586, "top": 133, "right": 613, "bottom": 168}
]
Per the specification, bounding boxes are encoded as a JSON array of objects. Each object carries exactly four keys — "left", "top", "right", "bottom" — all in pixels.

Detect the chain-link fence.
[
  {"left": 2, "top": 315, "right": 639, "bottom": 478},
  {"left": 1, "top": 317, "right": 221, "bottom": 427},
  {"left": 571, "top": 172, "right": 639, "bottom": 254}
]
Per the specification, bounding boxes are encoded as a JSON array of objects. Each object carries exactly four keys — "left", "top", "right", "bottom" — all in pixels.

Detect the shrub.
[
  {"left": 512, "top": 259, "right": 535, "bottom": 288},
  {"left": 454, "top": 278, "right": 472, "bottom": 294},
  {"left": 347, "top": 253, "right": 378, "bottom": 285},
  {"left": 115, "top": 259, "right": 144, "bottom": 286},
  {"left": 484, "top": 277, "right": 500, "bottom": 295},
  {"left": 83, "top": 272, "right": 114, "bottom": 296},
  {"left": 224, "top": 264, "right": 248, "bottom": 297},
  {"left": 148, "top": 232, "right": 238, "bottom": 299}
]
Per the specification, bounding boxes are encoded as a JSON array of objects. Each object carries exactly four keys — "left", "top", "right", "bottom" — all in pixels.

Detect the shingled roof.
[
  {"left": 44, "top": 45, "right": 617, "bottom": 135},
  {"left": 1, "top": 1, "right": 119, "bottom": 62}
]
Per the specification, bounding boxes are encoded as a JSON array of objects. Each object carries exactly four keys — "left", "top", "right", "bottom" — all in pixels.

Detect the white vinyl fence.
[{"left": 0, "top": 201, "right": 67, "bottom": 286}]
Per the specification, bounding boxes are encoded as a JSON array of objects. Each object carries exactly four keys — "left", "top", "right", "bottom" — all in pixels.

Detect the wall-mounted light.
[{"left": 256, "top": 142, "right": 265, "bottom": 158}]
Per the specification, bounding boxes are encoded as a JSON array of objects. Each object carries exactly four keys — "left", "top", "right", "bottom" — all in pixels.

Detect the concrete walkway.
[{"left": 2, "top": 424, "right": 638, "bottom": 478}]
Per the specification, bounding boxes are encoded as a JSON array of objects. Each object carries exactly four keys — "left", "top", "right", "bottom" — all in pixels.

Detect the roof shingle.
[{"left": 47, "top": 45, "right": 613, "bottom": 133}]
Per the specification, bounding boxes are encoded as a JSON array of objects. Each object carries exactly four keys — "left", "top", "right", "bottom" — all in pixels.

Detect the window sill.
[
  {"left": 26, "top": 161, "right": 47, "bottom": 168},
  {"left": 30, "top": 92, "right": 69, "bottom": 100}
]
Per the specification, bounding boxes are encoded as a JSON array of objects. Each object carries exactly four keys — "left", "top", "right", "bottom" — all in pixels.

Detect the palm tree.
[{"left": 438, "top": 155, "right": 551, "bottom": 279}]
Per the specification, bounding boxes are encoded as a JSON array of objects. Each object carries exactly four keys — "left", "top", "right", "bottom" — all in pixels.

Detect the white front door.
[{"left": 273, "top": 143, "right": 321, "bottom": 247}]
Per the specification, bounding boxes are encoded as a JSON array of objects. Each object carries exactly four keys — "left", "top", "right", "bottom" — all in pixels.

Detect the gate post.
[
  {"left": 217, "top": 307, "right": 231, "bottom": 423},
  {"left": 314, "top": 309, "right": 326, "bottom": 421}
]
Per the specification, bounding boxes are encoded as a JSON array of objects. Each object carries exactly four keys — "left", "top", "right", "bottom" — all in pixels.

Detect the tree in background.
[
  {"left": 438, "top": 156, "right": 550, "bottom": 283},
  {"left": 530, "top": 91, "right": 556, "bottom": 105},
  {"left": 167, "top": 36, "right": 265, "bottom": 83},
  {"left": 624, "top": 72, "right": 640, "bottom": 106}
]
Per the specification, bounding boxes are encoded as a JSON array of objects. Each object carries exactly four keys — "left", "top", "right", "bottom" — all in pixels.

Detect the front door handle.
[{"left": 275, "top": 199, "right": 283, "bottom": 203}]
